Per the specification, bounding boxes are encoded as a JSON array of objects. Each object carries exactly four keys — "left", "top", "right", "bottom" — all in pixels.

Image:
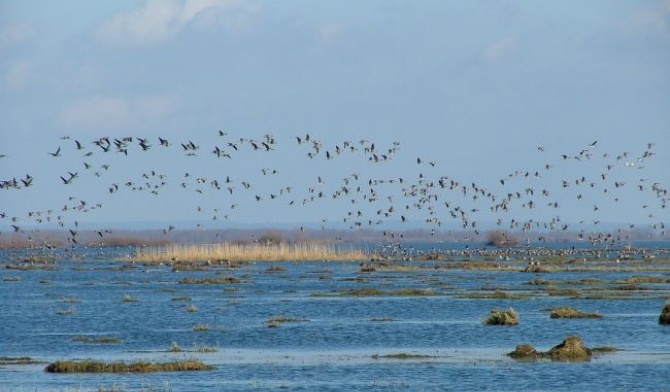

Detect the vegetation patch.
[
  {"left": 545, "top": 287, "right": 581, "bottom": 297},
  {"left": 659, "top": 302, "right": 670, "bottom": 325},
  {"left": 44, "top": 360, "right": 214, "bottom": 373},
  {"left": 372, "top": 353, "right": 435, "bottom": 360},
  {"left": 549, "top": 307, "right": 602, "bottom": 319},
  {"left": 179, "top": 277, "right": 243, "bottom": 285},
  {"left": 339, "top": 287, "right": 438, "bottom": 297},
  {"left": 483, "top": 308, "right": 519, "bottom": 325},
  {"left": 459, "top": 290, "right": 531, "bottom": 299},
  {"left": 508, "top": 335, "right": 595, "bottom": 362},
  {"left": 192, "top": 323, "right": 211, "bottom": 332},
  {"left": 266, "top": 315, "right": 310, "bottom": 328},
  {"left": 72, "top": 336, "right": 122, "bottom": 344},
  {"left": 0, "top": 356, "right": 42, "bottom": 365},
  {"left": 171, "top": 296, "right": 192, "bottom": 301},
  {"left": 616, "top": 276, "right": 670, "bottom": 284}
]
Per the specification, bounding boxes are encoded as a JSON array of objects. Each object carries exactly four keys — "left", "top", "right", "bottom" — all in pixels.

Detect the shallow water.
[{"left": 1, "top": 246, "right": 670, "bottom": 391}]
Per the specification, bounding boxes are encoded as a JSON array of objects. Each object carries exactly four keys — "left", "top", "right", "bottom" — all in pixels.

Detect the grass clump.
[
  {"left": 549, "top": 307, "right": 602, "bottom": 319},
  {"left": 372, "top": 353, "right": 435, "bottom": 360},
  {"left": 72, "top": 336, "right": 122, "bottom": 344},
  {"left": 340, "top": 287, "right": 438, "bottom": 297},
  {"left": 0, "top": 356, "right": 41, "bottom": 365},
  {"left": 44, "top": 359, "right": 214, "bottom": 373},
  {"left": 460, "top": 290, "right": 531, "bottom": 300},
  {"left": 171, "top": 296, "right": 192, "bottom": 301},
  {"left": 508, "top": 335, "right": 594, "bottom": 362},
  {"left": 192, "top": 323, "right": 211, "bottom": 332},
  {"left": 546, "top": 287, "right": 581, "bottom": 298},
  {"left": 179, "top": 277, "right": 243, "bottom": 285},
  {"left": 659, "top": 302, "right": 670, "bottom": 325},
  {"left": 483, "top": 308, "right": 519, "bottom": 325},
  {"left": 185, "top": 304, "right": 198, "bottom": 313},
  {"left": 266, "top": 315, "right": 310, "bottom": 328}
]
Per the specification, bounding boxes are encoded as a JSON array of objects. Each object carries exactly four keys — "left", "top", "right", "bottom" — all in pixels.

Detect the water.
[{"left": 1, "top": 246, "right": 670, "bottom": 391}]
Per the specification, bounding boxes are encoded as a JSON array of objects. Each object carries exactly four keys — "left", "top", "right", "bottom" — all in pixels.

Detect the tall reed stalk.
[{"left": 133, "top": 242, "right": 367, "bottom": 263}]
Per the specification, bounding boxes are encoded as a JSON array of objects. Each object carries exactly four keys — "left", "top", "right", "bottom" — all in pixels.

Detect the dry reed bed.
[
  {"left": 44, "top": 360, "right": 213, "bottom": 373},
  {"left": 133, "top": 242, "right": 367, "bottom": 263}
]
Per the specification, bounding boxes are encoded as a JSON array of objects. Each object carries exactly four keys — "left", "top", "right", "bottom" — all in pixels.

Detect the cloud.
[
  {"left": 0, "top": 22, "right": 36, "bottom": 49},
  {"left": 481, "top": 36, "right": 517, "bottom": 65},
  {"left": 58, "top": 95, "right": 177, "bottom": 132},
  {"left": 96, "top": 0, "right": 261, "bottom": 45}
]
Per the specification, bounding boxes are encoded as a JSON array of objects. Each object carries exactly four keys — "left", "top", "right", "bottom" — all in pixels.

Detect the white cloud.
[
  {"left": 0, "top": 22, "right": 36, "bottom": 49},
  {"left": 481, "top": 36, "right": 516, "bottom": 65},
  {"left": 96, "top": 0, "right": 261, "bottom": 45},
  {"left": 58, "top": 95, "right": 177, "bottom": 133}
]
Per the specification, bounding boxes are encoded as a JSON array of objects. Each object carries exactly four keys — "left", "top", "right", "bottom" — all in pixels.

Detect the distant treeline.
[{"left": 0, "top": 227, "right": 664, "bottom": 249}]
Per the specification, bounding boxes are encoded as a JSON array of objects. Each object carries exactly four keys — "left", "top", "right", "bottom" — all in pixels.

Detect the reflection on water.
[{"left": 1, "top": 245, "right": 669, "bottom": 391}]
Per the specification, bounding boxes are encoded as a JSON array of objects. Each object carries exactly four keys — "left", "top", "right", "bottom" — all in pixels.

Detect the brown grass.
[
  {"left": 549, "top": 307, "right": 602, "bottom": 319},
  {"left": 44, "top": 360, "right": 213, "bottom": 373},
  {"left": 484, "top": 308, "right": 519, "bottom": 325},
  {"left": 132, "top": 242, "right": 367, "bottom": 263}
]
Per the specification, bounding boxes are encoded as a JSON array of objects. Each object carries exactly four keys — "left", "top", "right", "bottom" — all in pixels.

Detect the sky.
[{"left": 1, "top": 0, "right": 669, "bottom": 237}]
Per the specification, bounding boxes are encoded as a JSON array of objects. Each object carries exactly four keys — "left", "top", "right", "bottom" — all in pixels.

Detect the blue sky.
[{"left": 1, "top": 0, "right": 669, "bottom": 235}]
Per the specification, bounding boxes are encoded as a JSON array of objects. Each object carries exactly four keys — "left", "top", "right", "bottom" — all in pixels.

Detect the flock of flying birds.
[{"left": 1, "top": 130, "right": 668, "bottom": 248}]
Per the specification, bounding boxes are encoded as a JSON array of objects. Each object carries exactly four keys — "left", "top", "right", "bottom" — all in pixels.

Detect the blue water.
[{"left": 1, "top": 246, "right": 670, "bottom": 391}]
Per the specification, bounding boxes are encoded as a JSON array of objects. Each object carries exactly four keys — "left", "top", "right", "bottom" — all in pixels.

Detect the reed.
[
  {"left": 549, "top": 307, "right": 602, "bottom": 319},
  {"left": 132, "top": 242, "right": 367, "bottom": 263},
  {"left": 44, "top": 360, "right": 213, "bottom": 373},
  {"left": 484, "top": 308, "right": 519, "bottom": 325}
]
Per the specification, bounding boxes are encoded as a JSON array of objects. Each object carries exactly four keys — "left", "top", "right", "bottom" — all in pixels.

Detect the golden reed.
[{"left": 133, "top": 242, "right": 367, "bottom": 263}]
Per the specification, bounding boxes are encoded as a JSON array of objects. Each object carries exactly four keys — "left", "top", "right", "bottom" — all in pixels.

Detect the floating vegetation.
[
  {"left": 459, "top": 290, "right": 531, "bottom": 299},
  {"left": 192, "top": 323, "right": 211, "bottom": 332},
  {"left": 2, "top": 276, "right": 21, "bottom": 282},
  {"left": 616, "top": 276, "right": 670, "bottom": 284},
  {"left": 549, "top": 307, "right": 602, "bottom": 319},
  {"left": 185, "top": 304, "right": 198, "bottom": 313},
  {"left": 483, "top": 308, "right": 519, "bottom": 325},
  {"left": 659, "top": 302, "right": 670, "bottom": 325},
  {"left": 371, "top": 317, "right": 396, "bottom": 322},
  {"left": 508, "top": 335, "right": 595, "bottom": 362},
  {"left": 266, "top": 315, "right": 310, "bottom": 328},
  {"left": 339, "top": 287, "right": 439, "bottom": 297},
  {"left": 167, "top": 342, "right": 183, "bottom": 352},
  {"left": 72, "top": 336, "right": 122, "bottom": 344},
  {"left": 179, "top": 277, "right": 243, "bottom": 285},
  {"left": 545, "top": 286, "right": 581, "bottom": 298},
  {"left": 359, "top": 264, "right": 376, "bottom": 272},
  {"left": 171, "top": 296, "right": 192, "bottom": 301},
  {"left": 0, "top": 356, "right": 41, "bottom": 365},
  {"left": 44, "top": 360, "right": 214, "bottom": 373},
  {"left": 372, "top": 353, "right": 435, "bottom": 360},
  {"left": 194, "top": 344, "right": 218, "bottom": 353}
]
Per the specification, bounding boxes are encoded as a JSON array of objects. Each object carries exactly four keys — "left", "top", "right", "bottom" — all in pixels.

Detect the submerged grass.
[
  {"left": 133, "top": 242, "right": 367, "bottom": 263},
  {"left": 44, "top": 360, "right": 214, "bottom": 373},
  {"left": 266, "top": 315, "right": 310, "bottom": 328},
  {"left": 459, "top": 290, "right": 532, "bottom": 300},
  {"left": 72, "top": 336, "right": 122, "bottom": 344},
  {"left": 338, "top": 288, "right": 439, "bottom": 297},
  {"left": 0, "top": 356, "right": 42, "bottom": 365}
]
